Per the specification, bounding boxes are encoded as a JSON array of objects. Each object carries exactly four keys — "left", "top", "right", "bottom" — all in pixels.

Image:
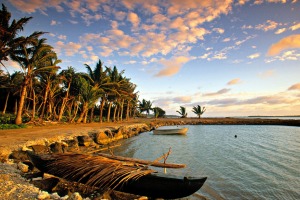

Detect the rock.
[
  {"left": 32, "top": 177, "right": 60, "bottom": 192},
  {"left": 50, "top": 192, "right": 61, "bottom": 199},
  {"left": 50, "top": 142, "right": 63, "bottom": 153},
  {"left": 94, "top": 131, "right": 110, "bottom": 145},
  {"left": 9, "top": 151, "right": 28, "bottom": 161},
  {"left": 30, "top": 145, "right": 49, "bottom": 154},
  {"left": 17, "top": 162, "right": 29, "bottom": 173},
  {"left": 37, "top": 191, "right": 50, "bottom": 200},
  {"left": 69, "top": 192, "right": 83, "bottom": 200},
  {"left": 62, "top": 139, "right": 79, "bottom": 152},
  {"left": 77, "top": 136, "right": 93, "bottom": 147}
]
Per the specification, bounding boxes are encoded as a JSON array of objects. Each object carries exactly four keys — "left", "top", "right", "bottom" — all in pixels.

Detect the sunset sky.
[{"left": 3, "top": 0, "right": 300, "bottom": 117}]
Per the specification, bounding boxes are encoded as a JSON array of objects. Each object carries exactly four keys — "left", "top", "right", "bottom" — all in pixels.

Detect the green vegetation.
[
  {"left": 0, "top": 4, "right": 139, "bottom": 126},
  {"left": 153, "top": 107, "right": 166, "bottom": 118},
  {"left": 192, "top": 105, "right": 206, "bottom": 118},
  {"left": 176, "top": 106, "right": 188, "bottom": 118}
]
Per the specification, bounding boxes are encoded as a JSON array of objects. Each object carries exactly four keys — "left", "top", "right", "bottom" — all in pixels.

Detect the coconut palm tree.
[
  {"left": 139, "top": 99, "right": 152, "bottom": 117},
  {"left": 0, "top": 4, "right": 44, "bottom": 70},
  {"left": 75, "top": 76, "right": 102, "bottom": 123},
  {"left": 10, "top": 38, "right": 59, "bottom": 124},
  {"left": 192, "top": 105, "right": 206, "bottom": 118},
  {"left": 85, "top": 60, "right": 112, "bottom": 122},
  {"left": 176, "top": 106, "right": 187, "bottom": 118},
  {"left": 57, "top": 66, "right": 76, "bottom": 122}
]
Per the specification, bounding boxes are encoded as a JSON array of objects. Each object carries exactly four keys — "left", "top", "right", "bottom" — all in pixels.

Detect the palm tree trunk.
[
  {"left": 126, "top": 100, "right": 130, "bottom": 121},
  {"left": 31, "top": 89, "right": 36, "bottom": 121},
  {"left": 40, "top": 84, "right": 49, "bottom": 118},
  {"left": 113, "top": 104, "right": 117, "bottom": 122},
  {"left": 14, "top": 100, "right": 18, "bottom": 115},
  {"left": 107, "top": 101, "right": 112, "bottom": 122},
  {"left": 58, "top": 82, "right": 70, "bottom": 122},
  {"left": 2, "top": 92, "right": 10, "bottom": 114},
  {"left": 99, "top": 97, "right": 105, "bottom": 123},
  {"left": 89, "top": 107, "right": 94, "bottom": 122},
  {"left": 15, "top": 82, "right": 28, "bottom": 125},
  {"left": 77, "top": 103, "right": 88, "bottom": 123},
  {"left": 120, "top": 99, "right": 124, "bottom": 121}
]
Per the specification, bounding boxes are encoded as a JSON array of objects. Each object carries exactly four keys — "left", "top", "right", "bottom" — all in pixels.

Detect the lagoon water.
[{"left": 111, "top": 125, "right": 300, "bottom": 199}]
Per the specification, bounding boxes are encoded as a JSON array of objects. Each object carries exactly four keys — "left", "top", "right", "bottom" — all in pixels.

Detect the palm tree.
[
  {"left": 85, "top": 60, "right": 112, "bottom": 122},
  {"left": 153, "top": 107, "right": 166, "bottom": 118},
  {"left": 0, "top": 4, "right": 44, "bottom": 70},
  {"left": 192, "top": 105, "right": 206, "bottom": 118},
  {"left": 176, "top": 106, "right": 187, "bottom": 118},
  {"left": 139, "top": 99, "right": 152, "bottom": 117},
  {"left": 10, "top": 38, "right": 59, "bottom": 124},
  {"left": 75, "top": 76, "right": 102, "bottom": 123},
  {"left": 57, "top": 66, "right": 76, "bottom": 122}
]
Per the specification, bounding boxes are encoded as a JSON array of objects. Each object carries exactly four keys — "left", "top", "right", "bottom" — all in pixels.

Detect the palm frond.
[{"left": 32, "top": 153, "right": 155, "bottom": 192}]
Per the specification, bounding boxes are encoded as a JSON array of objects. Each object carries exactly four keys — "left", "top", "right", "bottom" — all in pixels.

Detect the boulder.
[
  {"left": 77, "top": 135, "right": 93, "bottom": 147},
  {"left": 9, "top": 150, "right": 28, "bottom": 161},
  {"left": 17, "top": 162, "right": 29, "bottom": 173},
  {"left": 30, "top": 145, "right": 49, "bottom": 154},
  {"left": 50, "top": 142, "right": 64, "bottom": 153},
  {"left": 94, "top": 131, "right": 110, "bottom": 145}
]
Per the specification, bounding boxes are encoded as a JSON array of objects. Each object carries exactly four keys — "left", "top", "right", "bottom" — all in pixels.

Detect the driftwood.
[
  {"left": 87, "top": 144, "right": 121, "bottom": 154},
  {"left": 97, "top": 153, "right": 186, "bottom": 169}
]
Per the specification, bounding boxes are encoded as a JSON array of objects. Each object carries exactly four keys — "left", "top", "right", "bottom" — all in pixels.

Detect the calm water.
[{"left": 110, "top": 125, "right": 300, "bottom": 200}]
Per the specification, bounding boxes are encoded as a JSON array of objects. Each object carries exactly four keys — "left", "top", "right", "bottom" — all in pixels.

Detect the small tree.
[
  {"left": 192, "top": 105, "right": 206, "bottom": 118},
  {"left": 176, "top": 106, "right": 187, "bottom": 118},
  {"left": 153, "top": 107, "right": 165, "bottom": 118}
]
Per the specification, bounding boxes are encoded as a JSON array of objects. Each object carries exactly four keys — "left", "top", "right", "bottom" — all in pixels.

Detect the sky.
[{"left": 3, "top": 0, "right": 300, "bottom": 117}]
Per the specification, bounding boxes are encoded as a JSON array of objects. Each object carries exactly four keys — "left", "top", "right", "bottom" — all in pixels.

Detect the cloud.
[
  {"left": 289, "top": 22, "right": 300, "bottom": 31},
  {"left": 57, "top": 35, "right": 67, "bottom": 40},
  {"left": 288, "top": 83, "right": 300, "bottom": 90},
  {"left": 248, "top": 53, "right": 260, "bottom": 59},
  {"left": 155, "top": 56, "right": 191, "bottom": 77},
  {"left": 50, "top": 20, "right": 57, "bottom": 25},
  {"left": 9, "top": 0, "right": 64, "bottom": 13},
  {"left": 275, "top": 28, "right": 286, "bottom": 34},
  {"left": 173, "top": 96, "right": 192, "bottom": 103},
  {"left": 255, "top": 20, "right": 278, "bottom": 31},
  {"left": 267, "top": 34, "right": 300, "bottom": 56},
  {"left": 55, "top": 41, "right": 82, "bottom": 56},
  {"left": 258, "top": 69, "right": 275, "bottom": 78},
  {"left": 227, "top": 78, "right": 241, "bottom": 85},
  {"left": 213, "top": 28, "right": 225, "bottom": 34},
  {"left": 204, "top": 88, "right": 231, "bottom": 96},
  {"left": 127, "top": 12, "right": 140, "bottom": 29}
]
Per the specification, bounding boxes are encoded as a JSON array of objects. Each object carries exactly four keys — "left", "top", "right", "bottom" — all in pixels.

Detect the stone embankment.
[{"left": 1, "top": 123, "right": 153, "bottom": 200}]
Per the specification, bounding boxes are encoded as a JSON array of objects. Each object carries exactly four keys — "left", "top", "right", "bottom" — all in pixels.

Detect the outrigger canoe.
[
  {"left": 27, "top": 152, "right": 206, "bottom": 199},
  {"left": 153, "top": 127, "right": 188, "bottom": 135}
]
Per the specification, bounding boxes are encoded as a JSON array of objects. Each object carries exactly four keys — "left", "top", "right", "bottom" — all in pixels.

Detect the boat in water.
[
  {"left": 153, "top": 127, "right": 188, "bottom": 135},
  {"left": 27, "top": 152, "right": 206, "bottom": 199}
]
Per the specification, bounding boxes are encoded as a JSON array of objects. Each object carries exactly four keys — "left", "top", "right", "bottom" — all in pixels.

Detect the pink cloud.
[{"left": 267, "top": 34, "right": 300, "bottom": 56}]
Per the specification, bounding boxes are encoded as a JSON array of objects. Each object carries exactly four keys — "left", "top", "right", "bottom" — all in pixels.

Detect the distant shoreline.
[{"left": 248, "top": 115, "right": 300, "bottom": 118}]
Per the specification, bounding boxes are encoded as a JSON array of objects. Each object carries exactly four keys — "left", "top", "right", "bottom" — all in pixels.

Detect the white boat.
[{"left": 153, "top": 127, "right": 188, "bottom": 135}]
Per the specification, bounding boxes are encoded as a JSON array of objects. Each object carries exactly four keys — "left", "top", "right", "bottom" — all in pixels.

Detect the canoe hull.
[
  {"left": 116, "top": 173, "right": 207, "bottom": 199},
  {"left": 27, "top": 152, "right": 206, "bottom": 199},
  {"left": 153, "top": 127, "right": 188, "bottom": 135}
]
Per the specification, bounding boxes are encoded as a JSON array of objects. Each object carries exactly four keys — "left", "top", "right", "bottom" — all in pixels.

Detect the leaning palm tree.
[
  {"left": 176, "top": 106, "right": 187, "bottom": 118},
  {"left": 192, "top": 105, "right": 206, "bottom": 118},
  {"left": 75, "top": 76, "right": 102, "bottom": 123},
  {"left": 0, "top": 4, "right": 44, "bottom": 70},
  {"left": 10, "top": 38, "right": 59, "bottom": 124}
]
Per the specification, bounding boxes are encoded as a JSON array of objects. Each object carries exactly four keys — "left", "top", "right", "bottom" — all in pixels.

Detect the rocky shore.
[{"left": 0, "top": 117, "right": 299, "bottom": 199}]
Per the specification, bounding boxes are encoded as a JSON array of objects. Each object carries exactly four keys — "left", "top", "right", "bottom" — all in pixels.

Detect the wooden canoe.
[
  {"left": 153, "top": 127, "right": 188, "bottom": 135},
  {"left": 27, "top": 152, "right": 207, "bottom": 199}
]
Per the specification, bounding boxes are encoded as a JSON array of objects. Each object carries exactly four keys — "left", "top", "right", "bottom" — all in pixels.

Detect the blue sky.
[{"left": 3, "top": 0, "right": 300, "bottom": 117}]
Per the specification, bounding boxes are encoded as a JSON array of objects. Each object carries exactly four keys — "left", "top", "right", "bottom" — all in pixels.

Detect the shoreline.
[{"left": 0, "top": 117, "right": 299, "bottom": 199}]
